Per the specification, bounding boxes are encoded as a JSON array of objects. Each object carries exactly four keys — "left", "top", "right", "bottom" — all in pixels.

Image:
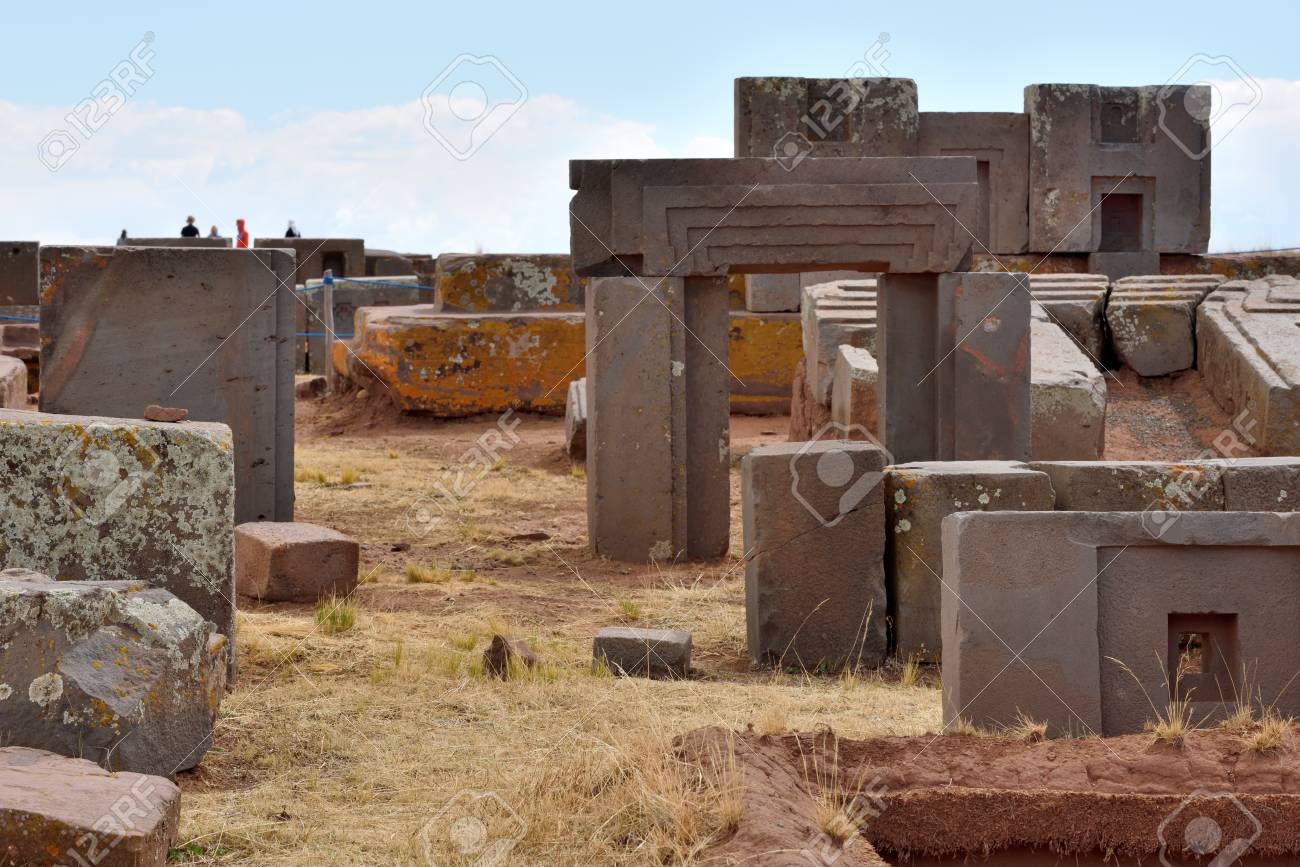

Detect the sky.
[{"left": 2, "top": 0, "right": 1297, "bottom": 254}]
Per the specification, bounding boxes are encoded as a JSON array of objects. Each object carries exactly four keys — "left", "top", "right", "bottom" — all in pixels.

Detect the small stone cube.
[
  {"left": 236, "top": 521, "right": 360, "bottom": 603},
  {"left": 593, "top": 626, "right": 691, "bottom": 678}
]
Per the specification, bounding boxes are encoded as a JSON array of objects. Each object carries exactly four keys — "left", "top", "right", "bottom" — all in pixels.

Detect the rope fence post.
[{"left": 323, "top": 270, "right": 337, "bottom": 394}]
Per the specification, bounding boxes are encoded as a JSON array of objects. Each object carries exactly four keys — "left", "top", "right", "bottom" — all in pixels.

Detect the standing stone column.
[
  {"left": 586, "top": 275, "right": 730, "bottom": 561},
  {"left": 877, "top": 273, "right": 940, "bottom": 464}
]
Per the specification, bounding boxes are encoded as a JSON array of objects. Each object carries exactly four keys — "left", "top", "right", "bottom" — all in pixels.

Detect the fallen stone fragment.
[
  {"left": 295, "top": 375, "right": 327, "bottom": 399},
  {"left": 143, "top": 404, "right": 188, "bottom": 423},
  {"left": 0, "top": 746, "right": 181, "bottom": 866},
  {"left": 235, "top": 522, "right": 360, "bottom": 603},
  {"left": 483, "top": 635, "right": 537, "bottom": 678},
  {"left": 593, "top": 626, "right": 691, "bottom": 679},
  {"left": 0, "top": 569, "right": 226, "bottom": 776}
]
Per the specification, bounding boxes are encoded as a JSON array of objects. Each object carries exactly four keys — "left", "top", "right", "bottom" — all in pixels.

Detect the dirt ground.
[{"left": 173, "top": 371, "right": 1245, "bottom": 865}]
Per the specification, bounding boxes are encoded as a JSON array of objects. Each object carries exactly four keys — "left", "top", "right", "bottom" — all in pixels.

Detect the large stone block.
[
  {"left": 788, "top": 357, "right": 833, "bottom": 442},
  {"left": 886, "top": 461, "right": 1055, "bottom": 659},
  {"left": 365, "top": 248, "right": 415, "bottom": 276},
  {"left": 253, "top": 237, "right": 364, "bottom": 281},
  {"left": 1087, "top": 250, "right": 1160, "bottom": 282},
  {"left": 585, "top": 277, "right": 729, "bottom": 562},
  {"left": 728, "top": 310, "right": 802, "bottom": 415},
  {"left": 0, "top": 747, "right": 180, "bottom": 865},
  {"left": 1030, "top": 460, "right": 1226, "bottom": 512},
  {"left": 435, "top": 253, "right": 584, "bottom": 313},
  {"left": 0, "top": 569, "right": 226, "bottom": 775},
  {"left": 0, "top": 409, "right": 236, "bottom": 654},
  {"left": 830, "top": 345, "right": 879, "bottom": 437},
  {"left": 593, "top": 626, "right": 691, "bottom": 678},
  {"left": 734, "top": 77, "right": 919, "bottom": 159},
  {"left": 118, "top": 237, "right": 233, "bottom": 248},
  {"left": 569, "top": 157, "right": 977, "bottom": 277},
  {"left": 235, "top": 522, "right": 359, "bottom": 603},
  {"left": 1211, "top": 457, "right": 1300, "bottom": 512},
  {"left": 942, "top": 511, "right": 1300, "bottom": 736},
  {"left": 801, "top": 279, "right": 877, "bottom": 407},
  {"left": 1106, "top": 274, "right": 1224, "bottom": 375},
  {"left": 0, "top": 241, "right": 38, "bottom": 306},
  {"left": 300, "top": 275, "right": 426, "bottom": 374},
  {"left": 917, "top": 112, "right": 1030, "bottom": 255},
  {"left": 341, "top": 305, "right": 585, "bottom": 416},
  {"left": 1030, "top": 314, "right": 1107, "bottom": 460},
  {"left": 1197, "top": 276, "right": 1300, "bottom": 455},
  {"left": 1024, "top": 84, "right": 1211, "bottom": 254},
  {"left": 742, "top": 441, "right": 889, "bottom": 670},
  {"left": 0, "top": 355, "right": 24, "bottom": 408},
  {"left": 38, "top": 245, "right": 294, "bottom": 523},
  {"left": 1027, "top": 272, "right": 1110, "bottom": 361}
]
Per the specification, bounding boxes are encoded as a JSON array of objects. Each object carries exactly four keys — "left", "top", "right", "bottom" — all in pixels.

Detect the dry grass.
[
  {"left": 176, "top": 417, "right": 942, "bottom": 865},
  {"left": 1008, "top": 711, "right": 1049, "bottom": 743}
]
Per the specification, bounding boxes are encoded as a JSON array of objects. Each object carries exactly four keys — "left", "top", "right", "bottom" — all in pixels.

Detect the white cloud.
[{"left": 0, "top": 80, "right": 1295, "bottom": 255}]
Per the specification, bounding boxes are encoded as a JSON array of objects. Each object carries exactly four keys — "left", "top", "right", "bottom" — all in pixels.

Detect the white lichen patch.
[
  {"left": 671, "top": 361, "right": 685, "bottom": 377},
  {"left": 0, "top": 683, "right": 11, "bottom": 701},
  {"left": 894, "top": 490, "right": 907, "bottom": 504},
  {"left": 895, "top": 519, "right": 912, "bottom": 533},
  {"left": 28, "top": 672, "right": 63, "bottom": 707},
  {"left": 648, "top": 540, "right": 673, "bottom": 561},
  {"left": 504, "top": 259, "right": 560, "bottom": 307},
  {"left": 977, "top": 493, "right": 991, "bottom": 505}
]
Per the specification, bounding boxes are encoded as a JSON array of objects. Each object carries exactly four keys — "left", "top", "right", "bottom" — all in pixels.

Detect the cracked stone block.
[
  {"left": 235, "top": 522, "right": 360, "bottom": 603},
  {"left": 742, "top": 441, "right": 888, "bottom": 670},
  {"left": 1105, "top": 275, "right": 1225, "bottom": 376},
  {"left": 0, "top": 746, "right": 180, "bottom": 866},
  {"left": 0, "top": 355, "right": 24, "bottom": 408},
  {"left": 1029, "top": 460, "right": 1226, "bottom": 512},
  {"left": 593, "top": 626, "right": 691, "bottom": 679},
  {"left": 0, "top": 409, "right": 236, "bottom": 662},
  {"left": 801, "top": 278, "right": 877, "bottom": 407},
  {"left": 0, "top": 569, "right": 227, "bottom": 776},
  {"left": 1027, "top": 273, "right": 1110, "bottom": 361},
  {"left": 1030, "top": 315, "right": 1107, "bottom": 460},
  {"left": 885, "top": 462, "right": 1056, "bottom": 660}
]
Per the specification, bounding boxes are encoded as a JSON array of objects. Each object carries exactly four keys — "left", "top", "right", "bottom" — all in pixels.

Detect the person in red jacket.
[{"left": 235, "top": 218, "right": 250, "bottom": 249}]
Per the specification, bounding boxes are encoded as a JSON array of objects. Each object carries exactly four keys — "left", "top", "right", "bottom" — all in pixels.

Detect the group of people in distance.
[{"left": 179, "top": 216, "right": 300, "bottom": 247}]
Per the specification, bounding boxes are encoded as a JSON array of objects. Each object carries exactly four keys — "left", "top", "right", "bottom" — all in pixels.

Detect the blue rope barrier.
[
  {"left": 0, "top": 314, "right": 38, "bottom": 322},
  {"left": 297, "top": 332, "right": 354, "bottom": 338},
  {"left": 318, "top": 275, "right": 435, "bottom": 291}
]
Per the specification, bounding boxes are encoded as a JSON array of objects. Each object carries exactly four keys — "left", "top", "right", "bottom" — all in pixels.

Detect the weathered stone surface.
[
  {"left": 483, "top": 634, "right": 537, "bottom": 678},
  {"left": 585, "top": 277, "right": 729, "bottom": 562},
  {"left": 0, "top": 409, "right": 236, "bottom": 655},
  {"left": 742, "top": 442, "right": 888, "bottom": 670},
  {"left": 801, "top": 279, "right": 877, "bottom": 407},
  {"left": 917, "top": 112, "right": 1030, "bottom": 255},
  {"left": 734, "top": 77, "right": 919, "bottom": 159},
  {"left": 435, "top": 253, "right": 584, "bottom": 313},
  {"left": 0, "top": 241, "right": 38, "bottom": 306},
  {"left": 593, "top": 626, "right": 691, "bottom": 678},
  {"left": 1030, "top": 314, "right": 1107, "bottom": 460},
  {"left": 341, "top": 305, "right": 585, "bottom": 416},
  {"left": 570, "top": 157, "right": 977, "bottom": 277},
  {"left": 830, "top": 345, "right": 879, "bottom": 437},
  {"left": 565, "top": 378, "right": 587, "bottom": 460},
  {"left": 235, "top": 522, "right": 359, "bottom": 603},
  {"left": 942, "top": 511, "right": 1300, "bottom": 736},
  {"left": 744, "top": 274, "right": 801, "bottom": 313},
  {"left": 1088, "top": 250, "right": 1161, "bottom": 282},
  {"left": 0, "top": 570, "right": 226, "bottom": 775},
  {"left": 1211, "top": 457, "right": 1300, "bottom": 512},
  {"left": 1027, "top": 272, "right": 1110, "bottom": 361},
  {"left": 0, "top": 355, "right": 25, "bottom": 408},
  {"left": 1024, "top": 84, "right": 1210, "bottom": 254},
  {"left": 143, "top": 404, "right": 188, "bottom": 423},
  {"left": 1029, "top": 460, "right": 1226, "bottom": 512},
  {"left": 118, "top": 237, "right": 232, "bottom": 248},
  {"left": 1106, "top": 274, "right": 1224, "bottom": 375},
  {"left": 788, "top": 357, "right": 833, "bottom": 442},
  {"left": 39, "top": 245, "right": 295, "bottom": 523},
  {"left": 728, "top": 310, "right": 802, "bottom": 415},
  {"left": 364, "top": 248, "right": 415, "bottom": 276},
  {"left": 1197, "top": 276, "right": 1300, "bottom": 455},
  {"left": 295, "top": 375, "right": 326, "bottom": 399},
  {"left": 0, "top": 746, "right": 180, "bottom": 866},
  {"left": 0, "top": 320, "right": 38, "bottom": 362},
  {"left": 300, "top": 275, "right": 426, "bottom": 374},
  {"left": 886, "top": 461, "right": 1055, "bottom": 660},
  {"left": 252, "top": 237, "right": 364, "bottom": 281}
]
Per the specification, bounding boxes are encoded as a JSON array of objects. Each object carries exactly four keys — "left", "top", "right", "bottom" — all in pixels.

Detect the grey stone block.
[
  {"left": 0, "top": 355, "right": 24, "bottom": 408},
  {"left": 942, "top": 511, "right": 1300, "bottom": 736},
  {"left": 801, "top": 278, "right": 877, "bottom": 406},
  {"left": 1088, "top": 251, "right": 1161, "bottom": 282},
  {"left": 917, "top": 112, "right": 1030, "bottom": 255},
  {"left": 565, "top": 377, "right": 587, "bottom": 460},
  {"left": 830, "top": 345, "right": 879, "bottom": 437},
  {"left": 0, "top": 241, "right": 38, "bottom": 306},
  {"left": 1025, "top": 84, "right": 1210, "bottom": 254},
  {"left": 1030, "top": 316, "right": 1107, "bottom": 460},
  {"left": 1027, "top": 273, "right": 1110, "bottom": 361},
  {"left": 0, "top": 408, "right": 236, "bottom": 658},
  {"left": 745, "top": 273, "right": 801, "bottom": 312},
  {"left": 38, "top": 245, "right": 295, "bottom": 523},
  {"left": 1029, "top": 460, "right": 1226, "bottom": 512},
  {"left": 0, "top": 569, "right": 227, "bottom": 775},
  {"left": 734, "top": 77, "right": 919, "bottom": 159},
  {"left": 742, "top": 441, "right": 889, "bottom": 670},
  {"left": 0, "top": 747, "right": 180, "bottom": 863},
  {"left": 886, "top": 461, "right": 1056, "bottom": 660},
  {"left": 1201, "top": 457, "right": 1300, "bottom": 512},
  {"left": 119, "top": 237, "right": 233, "bottom": 248},
  {"left": 1106, "top": 274, "right": 1225, "bottom": 376},
  {"left": 593, "top": 626, "right": 691, "bottom": 678},
  {"left": 300, "top": 275, "right": 425, "bottom": 375}
]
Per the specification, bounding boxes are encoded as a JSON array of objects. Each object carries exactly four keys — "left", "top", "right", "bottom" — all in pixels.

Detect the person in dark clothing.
[
  {"left": 181, "top": 216, "right": 200, "bottom": 238},
  {"left": 285, "top": 220, "right": 301, "bottom": 238}
]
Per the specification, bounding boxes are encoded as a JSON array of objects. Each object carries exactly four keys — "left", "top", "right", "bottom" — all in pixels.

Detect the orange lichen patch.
[
  {"left": 435, "top": 254, "right": 584, "bottom": 312},
  {"left": 727, "top": 273, "right": 746, "bottom": 309},
  {"left": 728, "top": 311, "right": 802, "bottom": 415},
  {"left": 339, "top": 306, "right": 586, "bottom": 416}
]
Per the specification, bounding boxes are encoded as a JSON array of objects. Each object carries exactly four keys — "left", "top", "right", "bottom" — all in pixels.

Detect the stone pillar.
[
  {"left": 877, "top": 273, "right": 939, "bottom": 463},
  {"left": 586, "top": 275, "right": 730, "bottom": 562}
]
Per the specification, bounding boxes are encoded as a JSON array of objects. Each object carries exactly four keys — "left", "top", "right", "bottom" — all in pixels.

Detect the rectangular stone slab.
[
  {"left": 435, "top": 253, "right": 585, "bottom": 312},
  {"left": 0, "top": 408, "right": 236, "bottom": 657},
  {"left": 734, "top": 77, "right": 920, "bottom": 159},
  {"left": 0, "top": 241, "right": 38, "bottom": 306},
  {"left": 569, "top": 156, "right": 978, "bottom": 277},
  {"left": 941, "top": 511, "right": 1300, "bottom": 736},
  {"left": 38, "top": 245, "right": 294, "bottom": 523}
]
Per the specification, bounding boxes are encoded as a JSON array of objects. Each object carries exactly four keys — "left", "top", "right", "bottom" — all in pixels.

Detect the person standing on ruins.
[
  {"left": 180, "top": 216, "right": 200, "bottom": 238},
  {"left": 208, "top": 225, "right": 222, "bottom": 239},
  {"left": 284, "top": 220, "right": 301, "bottom": 238},
  {"left": 235, "top": 218, "right": 250, "bottom": 249}
]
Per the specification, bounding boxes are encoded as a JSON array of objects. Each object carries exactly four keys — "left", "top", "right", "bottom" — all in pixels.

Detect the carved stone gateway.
[{"left": 571, "top": 156, "right": 1030, "bottom": 562}]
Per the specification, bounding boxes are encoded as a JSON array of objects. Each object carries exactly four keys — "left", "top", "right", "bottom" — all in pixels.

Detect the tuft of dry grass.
[
  {"left": 1241, "top": 711, "right": 1294, "bottom": 754},
  {"left": 755, "top": 703, "right": 788, "bottom": 736},
  {"left": 294, "top": 467, "right": 329, "bottom": 484},
  {"left": 313, "top": 595, "right": 356, "bottom": 634},
  {"left": 616, "top": 598, "right": 644, "bottom": 622},
  {"left": 1009, "top": 711, "right": 1049, "bottom": 743},
  {"left": 899, "top": 653, "right": 924, "bottom": 688}
]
